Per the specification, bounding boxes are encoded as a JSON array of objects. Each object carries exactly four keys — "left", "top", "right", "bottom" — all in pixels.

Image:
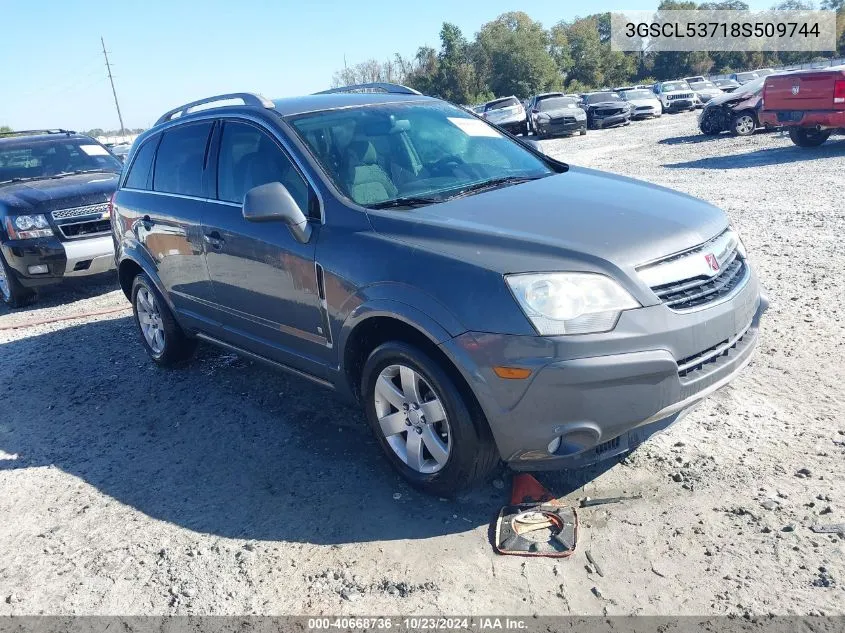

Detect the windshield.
[
  {"left": 621, "top": 89, "right": 654, "bottom": 100},
  {"left": 661, "top": 81, "right": 690, "bottom": 92},
  {"left": 738, "top": 76, "right": 767, "bottom": 93},
  {"left": 0, "top": 137, "right": 122, "bottom": 183},
  {"left": 584, "top": 92, "right": 621, "bottom": 104},
  {"left": 290, "top": 101, "right": 555, "bottom": 208},
  {"left": 537, "top": 97, "right": 578, "bottom": 111},
  {"left": 736, "top": 72, "right": 758, "bottom": 82},
  {"left": 690, "top": 81, "right": 718, "bottom": 90}
]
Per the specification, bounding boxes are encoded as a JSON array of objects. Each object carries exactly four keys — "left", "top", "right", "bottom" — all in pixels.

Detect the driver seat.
[{"left": 345, "top": 140, "right": 397, "bottom": 205}]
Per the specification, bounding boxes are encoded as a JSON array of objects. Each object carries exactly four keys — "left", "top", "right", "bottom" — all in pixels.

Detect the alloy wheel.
[
  {"left": 136, "top": 286, "right": 165, "bottom": 356},
  {"left": 735, "top": 114, "right": 755, "bottom": 135},
  {"left": 373, "top": 364, "right": 451, "bottom": 474}
]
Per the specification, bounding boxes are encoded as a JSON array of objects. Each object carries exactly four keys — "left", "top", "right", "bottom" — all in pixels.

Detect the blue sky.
[{"left": 1, "top": 0, "right": 772, "bottom": 131}]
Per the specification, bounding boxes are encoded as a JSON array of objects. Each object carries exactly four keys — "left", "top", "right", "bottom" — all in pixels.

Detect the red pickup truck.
[{"left": 760, "top": 67, "right": 845, "bottom": 147}]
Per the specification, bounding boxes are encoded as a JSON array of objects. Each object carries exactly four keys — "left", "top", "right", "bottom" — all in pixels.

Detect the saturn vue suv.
[{"left": 112, "top": 85, "right": 767, "bottom": 496}]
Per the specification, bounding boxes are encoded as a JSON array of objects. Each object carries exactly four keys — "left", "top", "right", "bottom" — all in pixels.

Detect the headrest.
[{"left": 348, "top": 140, "right": 377, "bottom": 165}]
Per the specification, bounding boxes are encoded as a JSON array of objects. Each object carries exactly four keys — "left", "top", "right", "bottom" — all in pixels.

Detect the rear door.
[
  {"left": 202, "top": 119, "right": 329, "bottom": 375},
  {"left": 119, "top": 122, "right": 216, "bottom": 321}
]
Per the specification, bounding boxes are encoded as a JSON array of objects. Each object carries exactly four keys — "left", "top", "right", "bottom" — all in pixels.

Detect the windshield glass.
[
  {"left": 0, "top": 137, "right": 122, "bottom": 183},
  {"left": 661, "top": 81, "right": 690, "bottom": 92},
  {"left": 290, "top": 101, "right": 554, "bottom": 208},
  {"left": 584, "top": 92, "right": 621, "bottom": 104},
  {"left": 621, "top": 89, "right": 654, "bottom": 100},
  {"left": 537, "top": 97, "right": 578, "bottom": 111},
  {"left": 690, "top": 81, "right": 718, "bottom": 89},
  {"left": 736, "top": 72, "right": 758, "bottom": 82},
  {"left": 739, "top": 76, "right": 767, "bottom": 93}
]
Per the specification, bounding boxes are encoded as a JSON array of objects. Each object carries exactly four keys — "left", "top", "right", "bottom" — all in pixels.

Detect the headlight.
[
  {"left": 506, "top": 272, "right": 640, "bottom": 335},
  {"left": 4, "top": 214, "right": 54, "bottom": 239},
  {"left": 730, "top": 227, "right": 748, "bottom": 258}
]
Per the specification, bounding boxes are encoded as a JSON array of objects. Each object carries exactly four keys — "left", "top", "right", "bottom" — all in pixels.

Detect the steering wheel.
[{"left": 429, "top": 155, "right": 465, "bottom": 175}]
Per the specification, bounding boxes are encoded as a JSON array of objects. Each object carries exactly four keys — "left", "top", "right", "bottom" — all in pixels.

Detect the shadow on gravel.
[
  {"left": 0, "top": 317, "right": 621, "bottom": 544},
  {"left": 0, "top": 271, "right": 120, "bottom": 317},
  {"left": 658, "top": 134, "right": 726, "bottom": 145},
  {"left": 664, "top": 137, "right": 845, "bottom": 169}
]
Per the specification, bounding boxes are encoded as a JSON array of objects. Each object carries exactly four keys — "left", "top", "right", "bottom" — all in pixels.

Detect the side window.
[
  {"left": 153, "top": 122, "right": 213, "bottom": 197},
  {"left": 124, "top": 135, "right": 158, "bottom": 190},
  {"left": 216, "top": 121, "right": 310, "bottom": 214}
]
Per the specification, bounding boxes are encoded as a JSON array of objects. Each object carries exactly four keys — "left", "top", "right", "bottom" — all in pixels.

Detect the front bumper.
[
  {"left": 0, "top": 234, "right": 115, "bottom": 288},
  {"left": 535, "top": 119, "right": 587, "bottom": 136},
  {"left": 592, "top": 113, "right": 630, "bottom": 128},
  {"left": 666, "top": 100, "right": 695, "bottom": 111},
  {"left": 441, "top": 267, "right": 767, "bottom": 469},
  {"left": 631, "top": 107, "right": 660, "bottom": 119}
]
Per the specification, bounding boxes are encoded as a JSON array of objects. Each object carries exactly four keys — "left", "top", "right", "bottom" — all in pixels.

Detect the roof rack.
[
  {"left": 0, "top": 129, "right": 76, "bottom": 138},
  {"left": 155, "top": 92, "right": 275, "bottom": 126},
  {"left": 313, "top": 82, "right": 422, "bottom": 96}
]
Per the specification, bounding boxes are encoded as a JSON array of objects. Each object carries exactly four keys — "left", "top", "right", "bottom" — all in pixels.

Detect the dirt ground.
[{"left": 1, "top": 111, "right": 843, "bottom": 617}]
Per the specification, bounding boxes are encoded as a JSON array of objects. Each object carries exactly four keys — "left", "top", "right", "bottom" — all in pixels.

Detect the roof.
[
  {"left": 0, "top": 132, "right": 90, "bottom": 146},
  {"left": 270, "top": 92, "right": 433, "bottom": 117}
]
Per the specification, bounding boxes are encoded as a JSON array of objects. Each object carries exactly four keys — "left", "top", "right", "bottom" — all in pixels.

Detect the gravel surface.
[{"left": 1, "top": 111, "right": 843, "bottom": 616}]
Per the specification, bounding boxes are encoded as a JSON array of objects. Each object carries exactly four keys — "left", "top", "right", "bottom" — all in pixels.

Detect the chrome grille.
[
  {"left": 51, "top": 203, "right": 109, "bottom": 220},
  {"left": 652, "top": 256, "right": 746, "bottom": 310},
  {"left": 667, "top": 93, "right": 694, "bottom": 100},
  {"left": 51, "top": 203, "right": 111, "bottom": 240}
]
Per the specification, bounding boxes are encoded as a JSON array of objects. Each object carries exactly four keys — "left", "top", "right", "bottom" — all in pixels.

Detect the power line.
[{"left": 101, "top": 36, "right": 126, "bottom": 137}]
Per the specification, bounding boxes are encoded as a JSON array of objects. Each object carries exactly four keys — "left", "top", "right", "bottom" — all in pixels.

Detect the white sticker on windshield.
[
  {"left": 447, "top": 117, "right": 503, "bottom": 138},
  {"left": 79, "top": 144, "right": 110, "bottom": 156}
]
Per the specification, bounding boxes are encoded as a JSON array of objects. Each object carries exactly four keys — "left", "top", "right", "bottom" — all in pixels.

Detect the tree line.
[{"left": 331, "top": 0, "right": 845, "bottom": 104}]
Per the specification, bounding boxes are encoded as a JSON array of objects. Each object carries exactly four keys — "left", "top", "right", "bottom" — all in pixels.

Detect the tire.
[
  {"left": 361, "top": 341, "right": 499, "bottom": 497},
  {"left": 731, "top": 112, "right": 757, "bottom": 136},
  {"left": 698, "top": 111, "right": 722, "bottom": 136},
  {"left": 0, "top": 252, "right": 36, "bottom": 308},
  {"left": 579, "top": 129, "right": 587, "bottom": 136},
  {"left": 131, "top": 272, "right": 197, "bottom": 366},
  {"left": 789, "top": 127, "right": 831, "bottom": 148}
]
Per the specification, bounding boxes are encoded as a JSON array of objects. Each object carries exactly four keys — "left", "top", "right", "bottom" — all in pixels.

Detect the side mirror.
[{"left": 242, "top": 182, "right": 312, "bottom": 244}]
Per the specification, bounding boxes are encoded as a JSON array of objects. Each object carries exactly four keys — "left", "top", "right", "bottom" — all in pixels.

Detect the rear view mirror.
[{"left": 242, "top": 182, "right": 312, "bottom": 243}]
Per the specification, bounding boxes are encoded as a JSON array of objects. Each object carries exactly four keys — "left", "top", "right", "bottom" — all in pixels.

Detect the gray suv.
[{"left": 112, "top": 84, "right": 767, "bottom": 496}]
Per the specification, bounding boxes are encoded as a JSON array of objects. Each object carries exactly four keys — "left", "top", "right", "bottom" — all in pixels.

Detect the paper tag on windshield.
[
  {"left": 447, "top": 117, "right": 502, "bottom": 138},
  {"left": 80, "top": 144, "right": 110, "bottom": 156}
]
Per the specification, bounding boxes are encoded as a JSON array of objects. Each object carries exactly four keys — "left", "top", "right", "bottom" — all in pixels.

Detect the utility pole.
[{"left": 101, "top": 36, "right": 126, "bottom": 138}]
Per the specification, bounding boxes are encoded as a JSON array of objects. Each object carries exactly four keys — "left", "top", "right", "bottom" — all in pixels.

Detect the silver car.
[
  {"left": 688, "top": 80, "right": 725, "bottom": 107},
  {"left": 620, "top": 89, "right": 663, "bottom": 119}
]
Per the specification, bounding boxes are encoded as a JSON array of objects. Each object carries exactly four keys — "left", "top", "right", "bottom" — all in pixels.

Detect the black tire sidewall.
[
  {"left": 130, "top": 272, "right": 195, "bottom": 366},
  {"left": 0, "top": 251, "right": 35, "bottom": 308},
  {"left": 131, "top": 274, "right": 168, "bottom": 362},
  {"left": 731, "top": 112, "right": 756, "bottom": 136},
  {"left": 361, "top": 341, "right": 495, "bottom": 496}
]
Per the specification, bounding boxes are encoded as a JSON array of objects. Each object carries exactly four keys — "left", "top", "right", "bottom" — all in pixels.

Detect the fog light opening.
[
  {"left": 547, "top": 436, "right": 562, "bottom": 455},
  {"left": 27, "top": 264, "right": 48, "bottom": 275}
]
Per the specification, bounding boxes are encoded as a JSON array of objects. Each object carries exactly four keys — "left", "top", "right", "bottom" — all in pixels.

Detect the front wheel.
[
  {"left": 731, "top": 112, "right": 757, "bottom": 136},
  {"left": 131, "top": 273, "right": 197, "bottom": 366},
  {"left": 361, "top": 341, "right": 499, "bottom": 497},
  {"left": 789, "top": 127, "right": 831, "bottom": 148},
  {"left": 0, "top": 252, "right": 36, "bottom": 308}
]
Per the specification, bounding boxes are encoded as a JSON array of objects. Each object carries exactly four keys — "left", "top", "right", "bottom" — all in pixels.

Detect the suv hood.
[
  {"left": 0, "top": 172, "right": 119, "bottom": 213},
  {"left": 367, "top": 166, "right": 727, "bottom": 275}
]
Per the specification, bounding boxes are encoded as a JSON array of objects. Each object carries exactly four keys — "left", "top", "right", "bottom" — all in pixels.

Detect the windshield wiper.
[
  {"left": 447, "top": 175, "right": 544, "bottom": 200},
  {"left": 369, "top": 195, "right": 442, "bottom": 210}
]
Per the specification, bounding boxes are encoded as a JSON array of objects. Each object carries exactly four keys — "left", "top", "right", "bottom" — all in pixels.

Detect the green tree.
[
  {"left": 476, "top": 12, "right": 560, "bottom": 97},
  {"left": 0, "top": 126, "right": 13, "bottom": 134},
  {"left": 561, "top": 17, "right": 605, "bottom": 88}
]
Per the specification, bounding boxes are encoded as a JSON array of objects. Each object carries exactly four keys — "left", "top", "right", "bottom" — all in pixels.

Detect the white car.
[
  {"left": 687, "top": 80, "right": 724, "bottom": 108},
  {"left": 652, "top": 81, "right": 697, "bottom": 113},
  {"left": 619, "top": 89, "right": 662, "bottom": 119},
  {"left": 481, "top": 96, "right": 527, "bottom": 135}
]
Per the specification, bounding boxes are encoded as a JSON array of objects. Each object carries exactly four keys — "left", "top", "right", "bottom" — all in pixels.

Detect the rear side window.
[
  {"left": 124, "top": 135, "right": 158, "bottom": 190},
  {"left": 216, "top": 121, "right": 310, "bottom": 213},
  {"left": 153, "top": 122, "right": 213, "bottom": 197}
]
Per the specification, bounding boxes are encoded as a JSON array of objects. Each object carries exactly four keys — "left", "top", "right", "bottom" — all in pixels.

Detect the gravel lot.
[{"left": 1, "top": 111, "right": 843, "bottom": 617}]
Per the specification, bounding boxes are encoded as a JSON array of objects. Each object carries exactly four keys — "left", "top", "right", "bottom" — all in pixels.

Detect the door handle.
[{"left": 203, "top": 232, "right": 225, "bottom": 249}]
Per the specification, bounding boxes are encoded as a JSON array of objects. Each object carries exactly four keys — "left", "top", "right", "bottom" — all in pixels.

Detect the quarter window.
[
  {"left": 216, "top": 121, "right": 310, "bottom": 213},
  {"left": 153, "top": 122, "right": 213, "bottom": 197}
]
